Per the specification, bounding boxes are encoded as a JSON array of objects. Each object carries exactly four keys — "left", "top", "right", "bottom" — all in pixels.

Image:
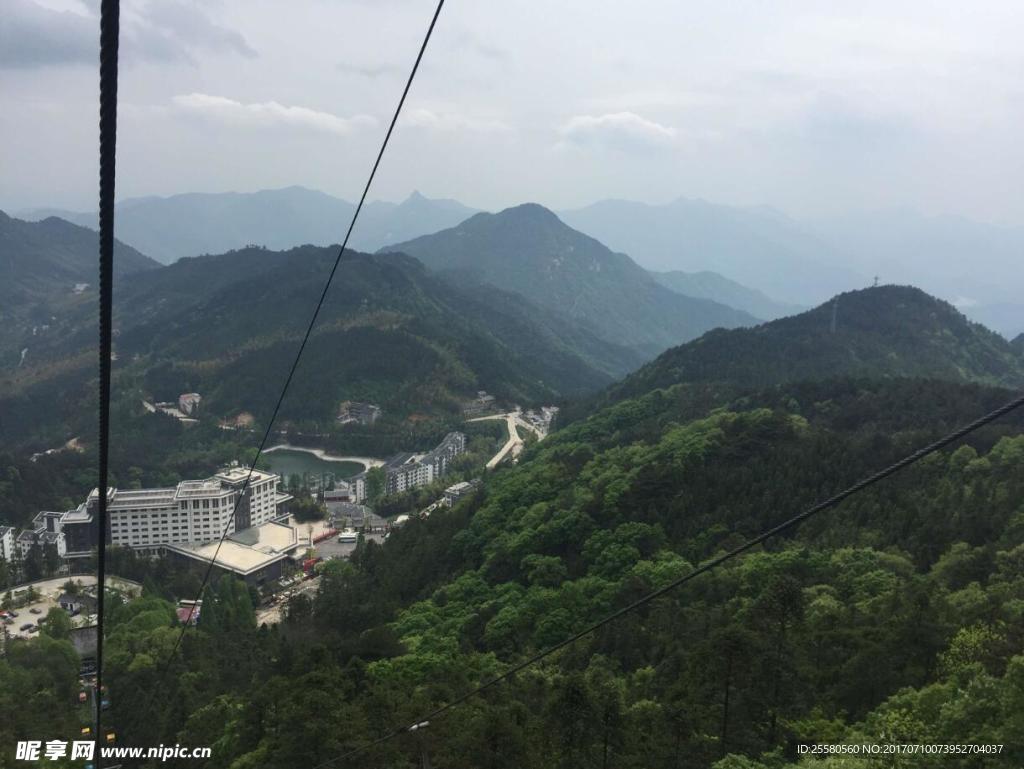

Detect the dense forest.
[
  {"left": 6, "top": 376, "right": 1023, "bottom": 767},
  {"left": 1, "top": 242, "right": 638, "bottom": 450},
  {"left": 602, "top": 286, "right": 1024, "bottom": 406}
]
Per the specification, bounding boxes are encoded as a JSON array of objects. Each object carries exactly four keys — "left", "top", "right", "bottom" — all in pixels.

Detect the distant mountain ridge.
[
  {"left": 381, "top": 204, "right": 757, "bottom": 356},
  {"left": 650, "top": 269, "right": 803, "bottom": 320},
  {"left": 559, "top": 197, "right": 863, "bottom": 305},
  {"left": 19, "top": 187, "right": 480, "bottom": 264},
  {"left": 608, "top": 285, "right": 1024, "bottom": 403}
]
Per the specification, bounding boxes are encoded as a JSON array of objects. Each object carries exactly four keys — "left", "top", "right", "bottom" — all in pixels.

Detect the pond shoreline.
[{"left": 263, "top": 444, "right": 385, "bottom": 470}]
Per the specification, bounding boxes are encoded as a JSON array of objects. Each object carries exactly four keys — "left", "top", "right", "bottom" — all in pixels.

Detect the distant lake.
[{"left": 264, "top": 448, "right": 364, "bottom": 485}]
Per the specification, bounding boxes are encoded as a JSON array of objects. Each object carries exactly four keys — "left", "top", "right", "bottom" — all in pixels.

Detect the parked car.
[
  {"left": 3, "top": 618, "right": 14, "bottom": 625},
  {"left": 29, "top": 607, "right": 42, "bottom": 615},
  {"left": 8, "top": 610, "right": 19, "bottom": 617},
  {"left": 20, "top": 623, "right": 33, "bottom": 631}
]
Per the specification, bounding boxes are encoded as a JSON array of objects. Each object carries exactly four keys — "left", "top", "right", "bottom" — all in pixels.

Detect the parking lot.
[
  {"left": 2, "top": 576, "right": 141, "bottom": 640},
  {"left": 312, "top": 530, "right": 385, "bottom": 560}
]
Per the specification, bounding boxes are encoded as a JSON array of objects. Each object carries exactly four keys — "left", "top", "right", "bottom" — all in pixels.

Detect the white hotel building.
[{"left": 89, "top": 467, "right": 290, "bottom": 551}]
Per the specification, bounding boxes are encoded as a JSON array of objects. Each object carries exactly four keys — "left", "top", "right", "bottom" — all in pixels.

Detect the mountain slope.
[
  {"left": 20, "top": 187, "right": 480, "bottom": 264},
  {"left": 806, "top": 209, "right": 1024, "bottom": 339},
  {"left": 608, "top": 285, "right": 1024, "bottom": 402},
  {"left": 0, "top": 210, "right": 157, "bottom": 298},
  {"left": 0, "top": 211, "right": 160, "bottom": 362},
  {"left": 650, "top": 269, "right": 803, "bottom": 320},
  {"left": 381, "top": 204, "right": 757, "bottom": 356},
  {"left": 559, "top": 197, "right": 862, "bottom": 305},
  {"left": 0, "top": 245, "right": 640, "bottom": 447}
]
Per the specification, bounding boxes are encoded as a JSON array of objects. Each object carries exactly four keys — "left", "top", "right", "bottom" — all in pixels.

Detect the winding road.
[{"left": 468, "top": 411, "right": 547, "bottom": 469}]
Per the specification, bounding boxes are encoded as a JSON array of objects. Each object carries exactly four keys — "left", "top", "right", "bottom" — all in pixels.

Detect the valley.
[{"left": 3, "top": 193, "right": 1024, "bottom": 769}]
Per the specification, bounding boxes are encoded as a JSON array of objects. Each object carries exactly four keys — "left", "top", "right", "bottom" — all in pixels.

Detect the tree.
[
  {"left": 23, "top": 545, "right": 43, "bottom": 582},
  {"left": 42, "top": 543, "right": 60, "bottom": 577},
  {"left": 42, "top": 607, "right": 72, "bottom": 640},
  {"left": 291, "top": 495, "right": 326, "bottom": 522},
  {"left": 365, "top": 466, "right": 386, "bottom": 505}
]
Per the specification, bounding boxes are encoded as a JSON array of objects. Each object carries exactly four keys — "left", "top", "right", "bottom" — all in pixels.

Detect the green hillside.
[
  {"left": 382, "top": 204, "right": 757, "bottom": 356},
  {"left": 609, "top": 285, "right": 1024, "bottom": 403},
  {"left": 0, "top": 245, "right": 640, "bottom": 448},
  {"left": 0, "top": 210, "right": 159, "bottom": 362},
  {"left": 8, "top": 272, "right": 1024, "bottom": 766},
  {"left": 74, "top": 376, "right": 1024, "bottom": 767}
]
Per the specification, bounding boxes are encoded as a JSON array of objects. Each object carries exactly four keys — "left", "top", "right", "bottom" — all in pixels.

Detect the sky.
[{"left": 2, "top": 0, "right": 1023, "bottom": 224}]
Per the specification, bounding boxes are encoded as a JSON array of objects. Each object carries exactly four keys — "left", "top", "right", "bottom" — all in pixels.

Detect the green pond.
[{"left": 263, "top": 449, "right": 364, "bottom": 484}]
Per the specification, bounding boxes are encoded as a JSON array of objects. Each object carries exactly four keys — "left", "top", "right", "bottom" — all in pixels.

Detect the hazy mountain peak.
[
  {"left": 381, "top": 206, "right": 756, "bottom": 354},
  {"left": 495, "top": 202, "right": 562, "bottom": 222},
  {"left": 16, "top": 187, "right": 481, "bottom": 264}
]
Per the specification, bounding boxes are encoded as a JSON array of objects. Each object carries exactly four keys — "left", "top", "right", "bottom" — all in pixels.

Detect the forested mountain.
[
  {"left": 56, "top": 376, "right": 1024, "bottom": 768},
  {"left": 0, "top": 210, "right": 159, "bottom": 363},
  {"left": 382, "top": 204, "right": 757, "bottom": 356},
  {"left": 650, "top": 269, "right": 803, "bottom": 321},
  {"left": 20, "top": 187, "right": 480, "bottom": 264},
  {"left": 608, "top": 285, "right": 1024, "bottom": 403},
  {"left": 0, "top": 210, "right": 157, "bottom": 290},
  {"left": 0, "top": 244, "right": 640, "bottom": 448},
  {"left": 559, "top": 197, "right": 861, "bottom": 305},
  {"left": 808, "top": 209, "right": 1024, "bottom": 338},
  {"left": 8, "top": 258, "right": 1024, "bottom": 765}
]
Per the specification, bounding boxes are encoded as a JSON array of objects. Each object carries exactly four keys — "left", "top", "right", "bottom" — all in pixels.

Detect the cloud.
[
  {"left": 336, "top": 61, "right": 401, "bottom": 79},
  {"left": 172, "top": 93, "right": 376, "bottom": 135},
  {"left": 0, "top": 0, "right": 256, "bottom": 69},
  {"left": 404, "top": 108, "right": 512, "bottom": 133},
  {"left": 557, "top": 112, "right": 676, "bottom": 152},
  {"left": 0, "top": 0, "right": 95, "bottom": 68},
  {"left": 129, "top": 0, "right": 257, "bottom": 62},
  {"left": 450, "top": 29, "right": 510, "bottom": 62}
]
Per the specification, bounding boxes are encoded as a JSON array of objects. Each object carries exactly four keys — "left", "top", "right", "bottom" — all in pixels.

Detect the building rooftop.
[
  {"left": 383, "top": 452, "right": 416, "bottom": 469},
  {"left": 60, "top": 506, "right": 92, "bottom": 524},
  {"left": 165, "top": 520, "right": 298, "bottom": 575},
  {"left": 215, "top": 467, "right": 277, "bottom": 485}
]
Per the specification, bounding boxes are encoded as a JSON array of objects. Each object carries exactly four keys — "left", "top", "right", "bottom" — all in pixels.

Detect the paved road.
[
  {"left": 255, "top": 575, "right": 321, "bottom": 626},
  {"left": 314, "top": 531, "right": 385, "bottom": 560},
  {"left": 469, "top": 411, "right": 548, "bottom": 469},
  {"left": 485, "top": 414, "right": 522, "bottom": 469}
]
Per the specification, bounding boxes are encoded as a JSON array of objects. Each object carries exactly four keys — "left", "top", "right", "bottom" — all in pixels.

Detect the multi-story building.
[
  {"left": 322, "top": 482, "right": 352, "bottom": 503},
  {"left": 14, "top": 511, "right": 68, "bottom": 559},
  {"left": 26, "top": 466, "right": 292, "bottom": 559},
  {"left": 97, "top": 467, "right": 289, "bottom": 551},
  {"left": 337, "top": 401, "right": 382, "bottom": 426},
  {"left": 0, "top": 525, "right": 16, "bottom": 562},
  {"left": 442, "top": 479, "right": 481, "bottom": 507},
  {"left": 178, "top": 392, "right": 202, "bottom": 416},
  {"left": 351, "top": 432, "right": 466, "bottom": 503}
]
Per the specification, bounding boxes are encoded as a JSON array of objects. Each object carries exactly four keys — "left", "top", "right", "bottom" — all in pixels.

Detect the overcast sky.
[{"left": 2, "top": 0, "right": 1022, "bottom": 224}]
